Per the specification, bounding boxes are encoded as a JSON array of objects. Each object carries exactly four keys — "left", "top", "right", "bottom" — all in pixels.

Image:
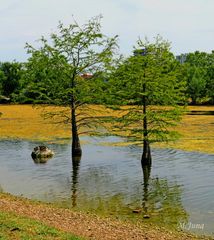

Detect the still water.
[{"left": 0, "top": 137, "right": 213, "bottom": 236}]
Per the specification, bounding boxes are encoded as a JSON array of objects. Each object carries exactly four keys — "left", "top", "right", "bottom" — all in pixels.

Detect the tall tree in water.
[
  {"left": 22, "top": 16, "right": 118, "bottom": 156},
  {"left": 109, "top": 36, "right": 186, "bottom": 166}
]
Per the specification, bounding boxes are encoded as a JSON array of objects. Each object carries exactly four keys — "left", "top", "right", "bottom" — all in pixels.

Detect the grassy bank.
[
  {"left": 0, "top": 210, "right": 82, "bottom": 240},
  {"left": 0, "top": 104, "right": 214, "bottom": 154},
  {"left": 0, "top": 193, "right": 212, "bottom": 240}
]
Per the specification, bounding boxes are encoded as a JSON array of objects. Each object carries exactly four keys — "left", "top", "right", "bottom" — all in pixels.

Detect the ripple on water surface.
[{"left": 0, "top": 137, "right": 213, "bottom": 236}]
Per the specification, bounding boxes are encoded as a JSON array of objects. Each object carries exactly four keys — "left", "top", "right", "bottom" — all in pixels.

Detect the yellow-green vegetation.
[
  {"left": 0, "top": 104, "right": 214, "bottom": 154},
  {"left": 156, "top": 106, "right": 214, "bottom": 154},
  {"left": 0, "top": 105, "right": 71, "bottom": 141},
  {"left": 0, "top": 211, "right": 82, "bottom": 240},
  {"left": 0, "top": 104, "right": 114, "bottom": 142}
]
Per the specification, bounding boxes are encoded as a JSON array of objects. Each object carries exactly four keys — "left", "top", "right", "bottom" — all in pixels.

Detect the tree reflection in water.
[
  {"left": 71, "top": 155, "right": 81, "bottom": 207},
  {"left": 142, "top": 164, "right": 151, "bottom": 217},
  {"left": 69, "top": 156, "right": 188, "bottom": 229},
  {"left": 141, "top": 163, "right": 188, "bottom": 227}
]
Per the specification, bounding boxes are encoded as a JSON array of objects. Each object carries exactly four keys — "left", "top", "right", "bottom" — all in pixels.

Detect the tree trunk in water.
[
  {"left": 71, "top": 104, "right": 82, "bottom": 157},
  {"left": 72, "top": 131, "right": 82, "bottom": 156},
  {"left": 141, "top": 82, "right": 152, "bottom": 166},
  {"left": 141, "top": 139, "right": 152, "bottom": 166},
  {"left": 71, "top": 71, "right": 82, "bottom": 157}
]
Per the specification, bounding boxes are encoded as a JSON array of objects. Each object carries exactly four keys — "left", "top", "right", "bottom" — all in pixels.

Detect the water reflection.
[
  {"left": 141, "top": 164, "right": 188, "bottom": 227},
  {"left": 0, "top": 138, "right": 213, "bottom": 235},
  {"left": 68, "top": 157, "right": 187, "bottom": 229},
  {"left": 71, "top": 155, "right": 81, "bottom": 207},
  {"left": 32, "top": 157, "right": 51, "bottom": 164},
  {"left": 188, "top": 110, "right": 214, "bottom": 115},
  {"left": 142, "top": 164, "right": 151, "bottom": 216}
]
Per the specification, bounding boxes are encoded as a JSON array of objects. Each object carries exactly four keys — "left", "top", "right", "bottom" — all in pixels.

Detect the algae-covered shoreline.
[{"left": 0, "top": 193, "right": 212, "bottom": 240}]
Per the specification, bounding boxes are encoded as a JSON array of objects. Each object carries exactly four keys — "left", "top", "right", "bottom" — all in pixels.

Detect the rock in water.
[{"left": 31, "top": 146, "right": 54, "bottom": 163}]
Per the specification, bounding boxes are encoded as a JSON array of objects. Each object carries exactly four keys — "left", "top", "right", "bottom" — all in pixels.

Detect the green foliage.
[
  {"left": 16, "top": 16, "right": 119, "bottom": 140},
  {"left": 0, "top": 70, "right": 6, "bottom": 95},
  {"left": 16, "top": 50, "right": 70, "bottom": 104},
  {"left": 184, "top": 50, "right": 214, "bottom": 104},
  {"left": 0, "top": 61, "right": 23, "bottom": 100},
  {"left": 204, "top": 52, "right": 214, "bottom": 104},
  {"left": 184, "top": 65, "right": 207, "bottom": 104},
  {"left": 108, "top": 36, "right": 186, "bottom": 143},
  {"left": 18, "top": 15, "right": 118, "bottom": 106},
  {"left": 109, "top": 38, "right": 186, "bottom": 104}
]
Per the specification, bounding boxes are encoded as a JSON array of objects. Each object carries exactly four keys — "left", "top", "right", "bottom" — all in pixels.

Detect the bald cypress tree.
[
  {"left": 109, "top": 36, "right": 186, "bottom": 165},
  {"left": 22, "top": 16, "right": 118, "bottom": 156}
]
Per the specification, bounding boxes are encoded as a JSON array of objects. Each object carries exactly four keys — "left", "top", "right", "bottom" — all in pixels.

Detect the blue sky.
[{"left": 0, "top": 0, "right": 214, "bottom": 61}]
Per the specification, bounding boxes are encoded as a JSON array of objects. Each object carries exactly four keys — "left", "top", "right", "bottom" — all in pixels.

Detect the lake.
[{"left": 0, "top": 136, "right": 213, "bottom": 236}]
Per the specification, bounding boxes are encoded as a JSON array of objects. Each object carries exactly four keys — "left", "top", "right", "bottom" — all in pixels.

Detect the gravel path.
[{"left": 0, "top": 194, "right": 212, "bottom": 240}]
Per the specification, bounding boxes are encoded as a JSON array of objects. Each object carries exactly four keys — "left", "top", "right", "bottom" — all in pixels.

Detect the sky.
[{"left": 0, "top": 0, "right": 214, "bottom": 62}]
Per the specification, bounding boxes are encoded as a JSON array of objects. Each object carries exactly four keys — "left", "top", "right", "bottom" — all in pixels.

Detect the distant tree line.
[
  {"left": 177, "top": 51, "right": 214, "bottom": 105},
  {"left": 1, "top": 51, "right": 214, "bottom": 105}
]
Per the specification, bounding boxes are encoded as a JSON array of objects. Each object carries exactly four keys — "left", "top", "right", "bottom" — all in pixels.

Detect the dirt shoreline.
[{"left": 0, "top": 193, "right": 212, "bottom": 240}]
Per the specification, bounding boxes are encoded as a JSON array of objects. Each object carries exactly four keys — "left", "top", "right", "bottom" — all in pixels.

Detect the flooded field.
[
  {"left": 1, "top": 105, "right": 214, "bottom": 153},
  {"left": 0, "top": 137, "right": 213, "bottom": 236},
  {"left": 0, "top": 105, "right": 214, "bottom": 236}
]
